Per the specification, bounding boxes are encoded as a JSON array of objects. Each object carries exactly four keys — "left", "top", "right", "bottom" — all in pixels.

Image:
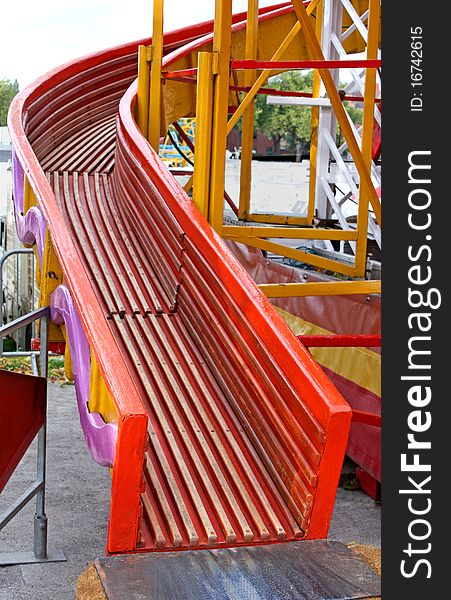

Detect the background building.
[{"left": 1, "top": 125, "right": 36, "bottom": 348}]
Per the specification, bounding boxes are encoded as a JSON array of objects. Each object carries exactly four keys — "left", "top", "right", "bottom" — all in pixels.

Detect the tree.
[
  {"left": 345, "top": 103, "right": 363, "bottom": 126},
  {"left": 250, "top": 72, "right": 364, "bottom": 156},
  {"left": 337, "top": 100, "right": 364, "bottom": 149},
  {"left": 253, "top": 70, "right": 314, "bottom": 155},
  {"left": 0, "top": 79, "right": 19, "bottom": 126}
]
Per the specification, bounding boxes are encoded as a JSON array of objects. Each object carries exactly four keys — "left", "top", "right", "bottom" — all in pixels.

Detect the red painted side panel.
[
  {"left": 321, "top": 366, "right": 381, "bottom": 482},
  {"left": 0, "top": 370, "right": 46, "bottom": 492},
  {"left": 373, "top": 102, "right": 382, "bottom": 162},
  {"left": 31, "top": 338, "right": 66, "bottom": 355}
]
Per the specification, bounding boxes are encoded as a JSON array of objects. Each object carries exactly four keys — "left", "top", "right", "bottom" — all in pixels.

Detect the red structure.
[
  {"left": 0, "top": 370, "right": 46, "bottom": 493},
  {"left": 6, "top": 1, "right": 380, "bottom": 556}
]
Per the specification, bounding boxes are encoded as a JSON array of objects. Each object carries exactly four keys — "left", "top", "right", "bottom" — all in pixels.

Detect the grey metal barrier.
[
  {"left": 0, "top": 248, "right": 36, "bottom": 357},
  {"left": 0, "top": 307, "right": 66, "bottom": 566}
]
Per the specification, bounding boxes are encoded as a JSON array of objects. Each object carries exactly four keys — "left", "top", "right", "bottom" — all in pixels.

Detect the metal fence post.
[{"left": 33, "top": 312, "right": 48, "bottom": 560}]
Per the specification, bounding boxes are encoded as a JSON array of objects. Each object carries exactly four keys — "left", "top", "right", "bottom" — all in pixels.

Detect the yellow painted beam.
[
  {"left": 231, "top": 235, "right": 356, "bottom": 276},
  {"left": 61, "top": 325, "right": 73, "bottom": 382},
  {"left": 39, "top": 230, "right": 65, "bottom": 344},
  {"left": 136, "top": 45, "right": 150, "bottom": 138},
  {"left": 23, "top": 177, "right": 39, "bottom": 214},
  {"left": 223, "top": 225, "right": 358, "bottom": 240},
  {"left": 308, "top": 0, "right": 323, "bottom": 224},
  {"left": 354, "top": 0, "right": 380, "bottom": 277},
  {"left": 290, "top": 0, "right": 381, "bottom": 225},
  {"left": 238, "top": 0, "right": 259, "bottom": 220},
  {"left": 246, "top": 213, "right": 312, "bottom": 225},
  {"left": 31, "top": 245, "right": 42, "bottom": 289},
  {"left": 208, "top": 0, "right": 233, "bottom": 234},
  {"left": 259, "top": 280, "right": 381, "bottom": 298},
  {"left": 89, "top": 349, "right": 119, "bottom": 423},
  {"left": 148, "top": 0, "right": 164, "bottom": 151},
  {"left": 183, "top": 174, "right": 193, "bottom": 194},
  {"left": 23, "top": 177, "right": 64, "bottom": 343},
  {"left": 193, "top": 52, "right": 214, "bottom": 218},
  {"left": 39, "top": 229, "right": 63, "bottom": 303},
  {"left": 226, "top": 0, "right": 321, "bottom": 135}
]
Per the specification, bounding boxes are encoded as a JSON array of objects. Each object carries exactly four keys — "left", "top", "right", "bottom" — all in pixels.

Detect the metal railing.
[
  {"left": 0, "top": 307, "right": 66, "bottom": 565},
  {"left": 1, "top": 248, "right": 36, "bottom": 356}
]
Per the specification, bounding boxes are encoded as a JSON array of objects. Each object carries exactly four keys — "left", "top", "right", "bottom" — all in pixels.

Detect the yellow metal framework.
[
  {"left": 259, "top": 279, "right": 381, "bottom": 298},
  {"left": 136, "top": 0, "right": 381, "bottom": 297}
]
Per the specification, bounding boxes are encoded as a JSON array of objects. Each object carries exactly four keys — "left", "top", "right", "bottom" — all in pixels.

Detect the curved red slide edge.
[{"left": 8, "top": 1, "right": 351, "bottom": 546}]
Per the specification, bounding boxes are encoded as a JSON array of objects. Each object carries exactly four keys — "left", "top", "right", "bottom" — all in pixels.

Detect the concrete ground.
[{"left": 0, "top": 383, "right": 380, "bottom": 600}]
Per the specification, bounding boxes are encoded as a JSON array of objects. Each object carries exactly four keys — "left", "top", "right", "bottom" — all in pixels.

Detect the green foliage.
[
  {"left": 246, "top": 71, "right": 364, "bottom": 154},
  {"left": 0, "top": 79, "right": 19, "bottom": 126},
  {"left": 345, "top": 103, "right": 363, "bottom": 125},
  {"left": 337, "top": 103, "right": 364, "bottom": 149},
  {"left": 0, "top": 355, "right": 70, "bottom": 385},
  {"left": 253, "top": 71, "right": 313, "bottom": 153}
]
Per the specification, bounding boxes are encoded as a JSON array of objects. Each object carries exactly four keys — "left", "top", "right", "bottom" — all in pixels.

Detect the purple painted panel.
[
  {"left": 12, "top": 147, "right": 117, "bottom": 466},
  {"left": 11, "top": 146, "right": 46, "bottom": 262},
  {"left": 12, "top": 148, "right": 25, "bottom": 213},
  {"left": 50, "top": 285, "right": 118, "bottom": 467},
  {"left": 13, "top": 205, "right": 46, "bottom": 263}
]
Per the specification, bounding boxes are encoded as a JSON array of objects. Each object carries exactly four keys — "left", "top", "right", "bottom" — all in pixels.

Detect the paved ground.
[
  {"left": 0, "top": 383, "right": 111, "bottom": 600},
  {"left": 0, "top": 383, "right": 380, "bottom": 599}
]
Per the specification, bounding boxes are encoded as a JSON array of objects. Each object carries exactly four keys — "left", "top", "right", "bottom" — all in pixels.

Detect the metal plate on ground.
[
  {"left": 0, "top": 549, "right": 66, "bottom": 566},
  {"left": 95, "top": 540, "right": 381, "bottom": 600}
]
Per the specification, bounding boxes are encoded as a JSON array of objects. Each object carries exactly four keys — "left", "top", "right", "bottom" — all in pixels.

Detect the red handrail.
[{"left": 298, "top": 334, "right": 381, "bottom": 428}]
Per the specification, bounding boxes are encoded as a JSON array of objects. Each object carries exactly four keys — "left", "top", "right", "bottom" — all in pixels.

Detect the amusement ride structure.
[{"left": 2, "top": 0, "right": 381, "bottom": 575}]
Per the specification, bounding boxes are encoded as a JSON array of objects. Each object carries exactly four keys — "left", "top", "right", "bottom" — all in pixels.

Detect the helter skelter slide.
[{"left": 5, "top": 0, "right": 381, "bottom": 561}]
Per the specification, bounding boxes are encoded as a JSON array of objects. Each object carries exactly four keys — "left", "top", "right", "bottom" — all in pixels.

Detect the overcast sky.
[{"left": 2, "top": 0, "right": 277, "bottom": 90}]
